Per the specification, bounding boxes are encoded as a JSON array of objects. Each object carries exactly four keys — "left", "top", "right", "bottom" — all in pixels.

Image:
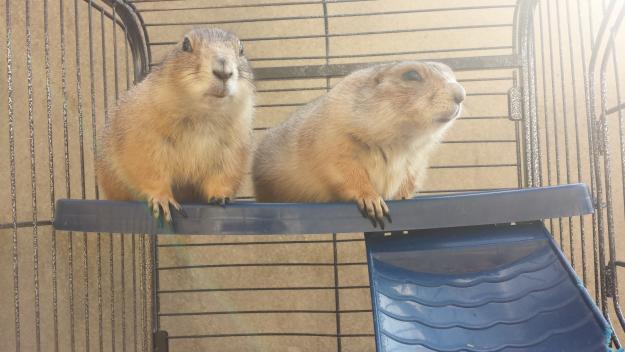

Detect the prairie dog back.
[{"left": 253, "top": 61, "right": 465, "bottom": 227}]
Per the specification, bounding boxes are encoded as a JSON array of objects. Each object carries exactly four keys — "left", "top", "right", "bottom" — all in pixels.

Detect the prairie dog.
[
  {"left": 252, "top": 61, "right": 464, "bottom": 228},
  {"left": 96, "top": 28, "right": 255, "bottom": 221}
]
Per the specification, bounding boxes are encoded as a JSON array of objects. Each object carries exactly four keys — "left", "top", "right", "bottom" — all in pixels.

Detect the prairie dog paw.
[
  {"left": 147, "top": 195, "right": 186, "bottom": 223},
  {"left": 203, "top": 183, "right": 235, "bottom": 207},
  {"left": 207, "top": 196, "right": 232, "bottom": 206},
  {"left": 356, "top": 195, "right": 391, "bottom": 229}
]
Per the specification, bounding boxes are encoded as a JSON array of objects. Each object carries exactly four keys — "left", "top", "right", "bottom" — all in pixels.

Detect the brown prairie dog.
[
  {"left": 252, "top": 61, "right": 465, "bottom": 228},
  {"left": 96, "top": 28, "right": 255, "bottom": 221}
]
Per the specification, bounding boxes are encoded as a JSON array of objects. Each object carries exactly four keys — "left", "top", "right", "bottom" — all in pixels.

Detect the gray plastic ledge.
[{"left": 53, "top": 184, "right": 593, "bottom": 235}]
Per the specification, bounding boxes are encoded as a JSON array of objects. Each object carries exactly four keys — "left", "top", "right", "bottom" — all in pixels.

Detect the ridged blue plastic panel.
[{"left": 365, "top": 222, "right": 609, "bottom": 352}]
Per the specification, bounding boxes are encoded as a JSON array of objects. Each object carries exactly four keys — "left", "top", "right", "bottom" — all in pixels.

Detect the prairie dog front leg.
[{"left": 331, "top": 162, "right": 391, "bottom": 229}]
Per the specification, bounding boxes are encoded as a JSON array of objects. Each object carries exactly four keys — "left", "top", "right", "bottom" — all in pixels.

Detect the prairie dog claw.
[
  {"left": 357, "top": 196, "right": 391, "bottom": 229},
  {"left": 208, "top": 196, "right": 231, "bottom": 207},
  {"left": 148, "top": 195, "right": 184, "bottom": 223}
]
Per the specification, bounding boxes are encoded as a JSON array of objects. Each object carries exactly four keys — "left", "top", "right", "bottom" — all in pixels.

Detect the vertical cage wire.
[
  {"left": 42, "top": 0, "right": 60, "bottom": 350},
  {"left": 2, "top": 1, "right": 150, "bottom": 351},
  {"left": 5, "top": 1, "right": 21, "bottom": 351},
  {"left": 25, "top": 0, "right": 42, "bottom": 351},
  {"left": 563, "top": 0, "right": 588, "bottom": 286}
]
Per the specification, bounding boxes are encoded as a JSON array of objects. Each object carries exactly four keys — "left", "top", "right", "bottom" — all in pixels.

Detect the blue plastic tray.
[
  {"left": 366, "top": 222, "right": 611, "bottom": 352},
  {"left": 53, "top": 184, "right": 592, "bottom": 235}
]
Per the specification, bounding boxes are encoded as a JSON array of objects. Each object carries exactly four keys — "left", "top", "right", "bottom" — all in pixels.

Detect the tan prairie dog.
[
  {"left": 96, "top": 28, "right": 254, "bottom": 222},
  {"left": 253, "top": 61, "right": 465, "bottom": 228}
]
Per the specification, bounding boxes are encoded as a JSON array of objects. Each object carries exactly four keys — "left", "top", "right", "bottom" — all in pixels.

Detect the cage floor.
[{"left": 366, "top": 222, "right": 610, "bottom": 352}]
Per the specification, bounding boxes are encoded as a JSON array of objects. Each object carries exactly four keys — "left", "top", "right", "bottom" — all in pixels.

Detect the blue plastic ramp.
[{"left": 366, "top": 222, "right": 610, "bottom": 352}]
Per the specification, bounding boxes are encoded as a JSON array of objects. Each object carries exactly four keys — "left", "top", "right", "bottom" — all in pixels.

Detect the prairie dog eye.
[
  {"left": 182, "top": 37, "right": 192, "bottom": 52},
  {"left": 239, "top": 43, "right": 245, "bottom": 56},
  {"left": 402, "top": 70, "right": 422, "bottom": 81}
]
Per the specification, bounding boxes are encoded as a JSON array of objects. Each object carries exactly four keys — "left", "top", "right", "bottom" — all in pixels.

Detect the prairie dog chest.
[
  {"left": 168, "top": 115, "right": 246, "bottom": 173},
  {"left": 366, "top": 148, "right": 411, "bottom": 199},
  {"left": 365, "top": 139, "right": 435, "bottom": 199}
]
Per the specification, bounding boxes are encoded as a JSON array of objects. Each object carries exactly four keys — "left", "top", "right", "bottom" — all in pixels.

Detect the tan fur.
[
  {"left": 252, "top": 61, "right": 464, "bottom": 226},
  {"left": 96, "top": 28, "right": 255, "bottom": 221}
]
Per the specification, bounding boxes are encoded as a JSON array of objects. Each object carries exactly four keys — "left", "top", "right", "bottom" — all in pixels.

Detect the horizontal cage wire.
[{"left": 0, "top": 0, "right": 623, "bottom": 351}]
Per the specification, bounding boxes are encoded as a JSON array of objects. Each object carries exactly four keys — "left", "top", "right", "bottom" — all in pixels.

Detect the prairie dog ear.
[
  {"left": 182, "top": 37, "right": 192, "bottom": 52},
  {"left": 372, "top": 66, "right": 388, "bottom": 85}
]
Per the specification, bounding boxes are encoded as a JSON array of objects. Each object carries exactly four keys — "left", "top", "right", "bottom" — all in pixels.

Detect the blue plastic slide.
[{"left": 366, "top": 222, "right": 610, "bottom": 351}]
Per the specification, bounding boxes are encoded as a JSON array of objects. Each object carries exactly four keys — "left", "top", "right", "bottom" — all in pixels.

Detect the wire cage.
[{"left": 0, "top": 0, "right": 624, "bottom": 351}]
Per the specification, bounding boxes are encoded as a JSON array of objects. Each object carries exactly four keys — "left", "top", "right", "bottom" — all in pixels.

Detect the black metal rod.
[
  {"left": 529, "top": 11, "right": 542, "bottom": 187},
  {"left": 166, "top": 333, "right": 374, "bottom": 340},
  {"left": 587, "top": 0, "right": 604, "bottom": 312},
  {"left": 555, "top": 0, "right": 575, "bottom": 267},
  {"left": 588, "top": 0, "right": 619, "bottom": 322},
  {"left": 87, "top": 4, "right": 104, "bottom": 350},
  {"left": 72, "top": 1, "right": 90, "bottom": 350},
  {"left": 151, "top": 235, "right": 160, "bottom": 342},
  {"left": 101, "top": 0, "right": 150, "bottom": 82},
  {"left": 609, "top": 22, "right": 625, "bottom": 337},
  {"left": 158, "top": 286, "right": 371, "bottom": 294},
  {"left": 81, "top": 0, "right": 126, "bottom": 29},
  {"left": 144, "top": 7, "right": 515, "bottom": 26},
  {"left": 132, "top": 234, "right": 138, "bottom": 352},
  {"left": 5, "top": 0, "right": 20, "bottom": 350},
  {"left": 576, "top": 0, "right": 601, "bottom": 305},
  {"left": 125, "top": 26, "right": 131, "bottom": 90},
  {"left": 59, "top": 0, "right": 77, "bottom": 350},
  {"left": 158, "top": 309, "right": 371, "bottom": 317},
  {"left": 101, "top": 9, "right": 109, "bottom": 124},
  {"left": 157, "top": 238, "right": 362, "bottom": 248},
  {"left": 121, "top": 234, "right": 127, "bottom": 352},
  {"left": 243, "top": 46, "right": 514, "bottom": 63},
  {"left": 599, "top": 0, "right": 625, "bottom": 333},
  {"left": 545, "top": 1, "right": 565, "bottom": 248},
  {"left": 567, "top": 0, "right": 588, "bottom": 287},
  {"left": 88, "top": 0, "right": 99, "bottom": 200},
  {"left": 141, "top": 235, "right": 148, "bottom": 352},
  {"left": 252, "top": 55, "right": 518, "bottom": 81},
  {"left": 157, "top": 262, "right": 367, "bottom": 270},
  {"left": 113, "top": 5, "right": 120, "bottom": 101},
  {"left": 146, "top": 236, "right": 155, "bottom": 351},
  {"left": 110, "top": 233, "right": 116, "bottom": 352},
  {"left": 537, "top": 2, "right": 555, "bottom": 235},
  {"left": 24, "top": 2, "right": 41, "bottom": 349},
  {"left": 43, "top": 0, "right": 59, "bottom": 350},
  {"left": 555, "top": 0, "right": 575, "bottom": 268}
]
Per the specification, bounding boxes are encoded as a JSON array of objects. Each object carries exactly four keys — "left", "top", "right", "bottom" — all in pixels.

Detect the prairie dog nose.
[
  {"left": 450, "top": 83, "right": 466, "bottom": 104},
  {"left": 212, "top": 57, "right": 233, "bottom": 81},
  {"left": 213, "top": 68, "right": 233, "bottom": 81}
]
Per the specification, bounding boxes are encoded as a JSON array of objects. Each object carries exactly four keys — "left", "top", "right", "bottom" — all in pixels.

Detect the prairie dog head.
[
  {"left": 161, "top": 28, "right": 253, "bottom": 103},
  {"left": 346, "top": 61, "right": 465, "bottom": 142}
]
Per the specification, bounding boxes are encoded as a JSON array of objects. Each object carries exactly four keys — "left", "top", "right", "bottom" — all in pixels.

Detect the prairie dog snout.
[
  {"left": 253, "top": 61, "right": 464, "bottom": 228},
  {"left": 173, "top": 29, "right": 251, "bottom": 100}
]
